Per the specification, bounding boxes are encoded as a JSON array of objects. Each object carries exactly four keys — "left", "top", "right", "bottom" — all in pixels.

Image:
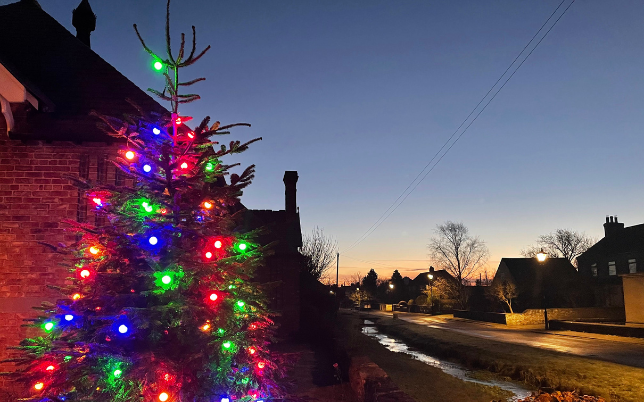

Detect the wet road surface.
[{"left": 364, "top": 311, "right": 644, "bottom": 368}]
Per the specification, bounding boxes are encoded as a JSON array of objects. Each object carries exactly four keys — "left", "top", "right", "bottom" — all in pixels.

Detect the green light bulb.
[
  {"left": 153, "top": 61, "right": 163, "bottom": 71},
  {"left": 217, "top": 328, "right": 225, "bottom": 335},
  {"left": 43, "top": 322, "right": 54, "bottom": 332},
  {"left": 113, "top": 369, "right": 122, "bottom": 378},
  {"left": 241, "top": 377, "right": 249, "bottom": 384},
  {"left": 64, "top": 355, "right": 72, "bottom": 362},
  {"left": 237, "top": 300, "right": 245, "bottom": 308},
  {"left": 161, "top": 275, "right": 172, "bottom": 285},
  {"left": 223, "top": 341, "right": 232, "bottom": 349},
  {"left": 205, "top": 162, "right": 214, "bottom": 171},
  {"left": 238, "top": 242, "right": 247, "bottom": 251}
]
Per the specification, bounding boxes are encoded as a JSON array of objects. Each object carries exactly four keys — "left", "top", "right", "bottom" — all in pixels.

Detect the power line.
[{"left": 345, "top": 0, "right": 575, "bottom": 252}]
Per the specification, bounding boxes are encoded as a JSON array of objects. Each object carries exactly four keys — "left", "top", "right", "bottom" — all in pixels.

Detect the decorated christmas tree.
[{"left": 4, "top": 2, "right": 284, "bottom": 401}]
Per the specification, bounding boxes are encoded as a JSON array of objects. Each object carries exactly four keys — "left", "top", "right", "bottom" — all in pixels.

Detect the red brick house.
[{"left": 0, "top": 0, "right": 302, "bottom": 391}]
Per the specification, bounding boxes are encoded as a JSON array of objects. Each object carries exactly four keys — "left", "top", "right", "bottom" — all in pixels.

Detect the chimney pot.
[
  {"left": 604, "top": 215, "right": 625, "bottom": 237},
  {"left": 72, "top": 0, "right": 96, "bottom": 48}
]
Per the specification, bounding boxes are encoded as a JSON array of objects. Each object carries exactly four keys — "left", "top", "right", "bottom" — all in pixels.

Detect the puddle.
[{"left": 361, "top": 321, "right": 532, "bottom": 401}]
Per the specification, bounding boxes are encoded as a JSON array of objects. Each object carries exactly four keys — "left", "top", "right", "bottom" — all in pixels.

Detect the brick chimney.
[
  {"left": 283, "top": 171, "right": 298, "bottom": 214},
  {"left": 603, "top": 215, "right": 624, "bottom": 237},
  {"left": 72, "top": 0, "right": 96, "bottom": 48}
]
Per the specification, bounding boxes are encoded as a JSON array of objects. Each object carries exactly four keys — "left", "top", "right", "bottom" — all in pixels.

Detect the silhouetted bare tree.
[
  {"left": 299, "top": 226, "right": 337, "bottom": 280},
  {"left": 521, "top": 229, "right": 596, "bottom": 266},
  {"left": 428, "top": 221, "right": 489, "bottom": 284}
]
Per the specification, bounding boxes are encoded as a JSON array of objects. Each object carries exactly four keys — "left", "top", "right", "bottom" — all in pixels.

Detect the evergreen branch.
[
  {"left": 186, "top": 25, "right": 198, "bottom": 62},
  {"left": 178, "top": 96, "right": 200, "bottom": 104},
  {"left": 217, "top": 122, "right": 252, "bottom": 131},
  {"left": 178, "top": 77, "right": 206, "bottom": 86},
  {"left": 177, "top": 32, "right": 186, "bottom": 64},
  {"left": 133, "top": 24, "right": 163, "bottom": 62},
  {"left": 185, "top": 44, "right": 211, "bottom": 66},
  {"left": 147, "top": 88, "right": 172, "bottom": 102},
  {"left": 165, "top": 0, "right": 175, "bottom": 64}
]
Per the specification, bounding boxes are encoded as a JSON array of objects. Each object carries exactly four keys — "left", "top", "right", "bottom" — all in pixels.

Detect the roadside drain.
[{"left": 361, "top": 321, "right": 533, "bottom": 401}]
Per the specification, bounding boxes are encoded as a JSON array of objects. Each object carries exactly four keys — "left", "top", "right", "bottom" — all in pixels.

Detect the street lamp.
[
  {"left": 535, "top": 248, "right": 548, "bottom": 329},
  {"left": 389, "top": 283, "right": 394, "bottom": 289},
  {"left": 427, "top": 273, "right": 434, "bottom": 314}
]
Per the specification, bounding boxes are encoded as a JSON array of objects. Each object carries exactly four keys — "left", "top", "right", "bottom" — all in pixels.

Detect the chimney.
[
  {"left": 283, "top": 171, "right": 298, "bottom": 214},
  {"left": 603, "top": 215, "right": 624, "bottom": 237},
  {"left": 72, "top": 0, "right": 96, "bottom": 48}
]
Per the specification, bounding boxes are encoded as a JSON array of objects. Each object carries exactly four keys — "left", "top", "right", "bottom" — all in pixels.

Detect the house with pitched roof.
[
  {"left": 491, "top": 257, "right": 589, "bottom": 312},
  {"left": 0, "top": 0, "right": 303, "bottom": 388},
  {"left": 577, "top": 216, "right": 644, "bottom": 322}
]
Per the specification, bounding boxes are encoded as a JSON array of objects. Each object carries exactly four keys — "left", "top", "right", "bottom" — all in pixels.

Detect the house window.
[
  {"left": 591, "top": 264, "right": 598, "bottom": 277},
  {"left": 629, "top": 259, "right": 637, "bottom": 274},
  {"left": 609, "top": 261, "right": 617, "bottom": 276}
]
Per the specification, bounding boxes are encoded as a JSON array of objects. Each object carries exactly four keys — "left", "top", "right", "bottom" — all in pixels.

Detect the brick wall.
[{"left": 0, "top": 139, "right": 119, "bottom": 391}]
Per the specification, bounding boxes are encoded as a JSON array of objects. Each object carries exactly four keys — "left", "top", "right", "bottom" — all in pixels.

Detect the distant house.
[
  {"left": 410, "top": 267, "right": 459, "bottom": 311},
  {"left": 577, "top": 216, "right": 644, "bottom": 307},
  {"left": 492, "top": 257, "right": 588, "bottom": 312}
]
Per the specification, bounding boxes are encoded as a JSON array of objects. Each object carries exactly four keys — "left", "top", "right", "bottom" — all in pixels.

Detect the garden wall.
[{"left": 454, "top": 307, "right": 625, "bottom": 326}]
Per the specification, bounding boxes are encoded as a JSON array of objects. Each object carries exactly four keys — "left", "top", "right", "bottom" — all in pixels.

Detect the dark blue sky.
[{"left": 10, "top": 0, "right": 644, "bottom": 279}]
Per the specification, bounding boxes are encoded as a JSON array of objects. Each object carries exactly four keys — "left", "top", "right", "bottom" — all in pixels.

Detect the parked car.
[{"left": 394, "top": 301, "right": 408, "bottom": 312}]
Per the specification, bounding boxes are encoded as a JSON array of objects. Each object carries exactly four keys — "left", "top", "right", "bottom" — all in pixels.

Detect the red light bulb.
[
  {"left": 209, "top": 293, "right": 218, "bottom": 301},
  {"left": 125, "top": 151, "right": 135, "bottom": 160},
  {"left": 188, "top": 132, "right": 195, "bottom": 139},
  {"left": 214, "top": 240, "right": 222, "bottom": 249},
  {"left": 205, "top": 251, "right": 213, "bottom": 259},
  {"left": 180, "top": 162, "right": 188, "bottom": 169},
  {"left": 257, "top": 361, "right": 266, "bottom": 369},
  {"left": 80, "top": 269, "right": 91, "bottom": 279},
  {"left": 248, "top": 347, "right": 256, "bottom": 355}
]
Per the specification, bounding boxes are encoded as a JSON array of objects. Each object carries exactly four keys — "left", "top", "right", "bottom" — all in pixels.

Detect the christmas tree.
[{"left": 3, "top": 2, "right": 284, "bottom": 401}]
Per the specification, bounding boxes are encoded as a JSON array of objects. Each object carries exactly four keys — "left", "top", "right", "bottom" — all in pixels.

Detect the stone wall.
[
  {"left": 506, "top": 307, "right": 625, "bottom": 326},
  {"left": 454, "top": 307, "right": 625, "bottom": 326}
]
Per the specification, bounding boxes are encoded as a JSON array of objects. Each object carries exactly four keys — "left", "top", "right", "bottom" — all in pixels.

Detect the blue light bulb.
[
  {"left": 64, "top": 314, "right": 73, "bottom": 321},
  {"left": 118, "top": 324, "right": 128, "bottom": 334},
  {"left": 143, "top": 164, "right": 152, "bottom": 173},
  {"left": 149, "top": 236, "right": 158, "bottom": 245},
  {"left": 152, "top": 127, "right": 161, "bottom": 135}
]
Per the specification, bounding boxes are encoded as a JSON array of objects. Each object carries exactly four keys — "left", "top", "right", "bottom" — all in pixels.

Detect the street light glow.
[{"left": 536, "top": 248, "right": 548, "bottom": 262}]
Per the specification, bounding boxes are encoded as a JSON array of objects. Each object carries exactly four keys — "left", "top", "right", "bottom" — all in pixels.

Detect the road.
[{"left": 362, "top": 310, "right": 644, "bottom": 368}]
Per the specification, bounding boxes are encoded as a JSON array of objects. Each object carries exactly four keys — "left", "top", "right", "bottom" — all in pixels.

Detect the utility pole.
[{"left": 336, "top": 252, "right": 339, "bottom": 287}]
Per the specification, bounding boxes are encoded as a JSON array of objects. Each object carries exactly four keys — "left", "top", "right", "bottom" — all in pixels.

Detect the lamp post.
[
  {"left": 535, "top": 248, "right": 548, "bottom": 329},
  {"left": 428, "top": 273, "right": 434, "bottom": 314}
]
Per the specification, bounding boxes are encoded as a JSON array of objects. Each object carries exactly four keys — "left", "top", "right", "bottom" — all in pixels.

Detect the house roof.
[
  {"left": 411, "top": 269, "right": 457, "bottom": 286},
  {"left": 242, "top": 209, "right": 302, "bottom": 255},
  {"left": 499, "top": 257, "right": 577, "bottom": 284},
  {"left": 579, "top": 223, "right": 644, "bottom": 260},
  {"left": 0, "top": 0, "right": 167, "bottom": 142}
]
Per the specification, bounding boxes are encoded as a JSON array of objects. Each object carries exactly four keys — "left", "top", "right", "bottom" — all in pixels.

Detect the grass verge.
[
  {"left": 372, "top": 314, "right": 644, "bottom": 402},
  {"left": 336, "top": 312, "right": 514, "bottom": 402}
]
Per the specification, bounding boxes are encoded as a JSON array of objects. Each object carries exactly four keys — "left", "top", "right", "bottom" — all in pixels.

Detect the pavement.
[{"left": 360, "top": 310, "right": 644, "bottom": 368}]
